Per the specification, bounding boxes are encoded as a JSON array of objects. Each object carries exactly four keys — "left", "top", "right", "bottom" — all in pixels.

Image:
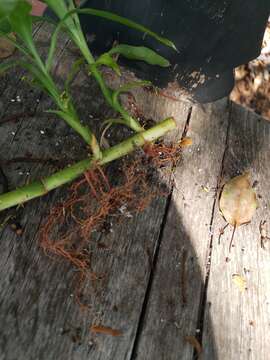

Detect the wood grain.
[
  {"left": 132, "top": 99, "right": 230, "bottom": 360},
  {"left": 202, "top": 103, "right": 270, "bottom": 360},
  {"left": 1, "top": 23, "right": 270, "bottom": 360},
  {"left": 0, "top": 24, "right": 191, "bottom": 360}
]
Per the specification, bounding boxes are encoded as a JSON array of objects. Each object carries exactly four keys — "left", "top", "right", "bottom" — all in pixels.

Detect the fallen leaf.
[
  {"left": 90, "top": 325, "right": 122, "bottom": 336},
  {"left": 232, "top": 274, "right": 247, "bottom": 292},
  {"left": 219, "top": 173, "right": 257, "bottom": 227},
  {"left": 184, "top": 335, "right": 202, "bottom": 356},
  {"left": 0, "top": 34, "right": 16, "bottom": 59},
  {"left": 179, "top": 137, "right": 193, "bottom": 148}
]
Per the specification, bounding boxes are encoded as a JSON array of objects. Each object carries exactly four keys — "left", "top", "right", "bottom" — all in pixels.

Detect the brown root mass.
[{"left": 39, "top": 143, "right": 181, "bottom": 296}]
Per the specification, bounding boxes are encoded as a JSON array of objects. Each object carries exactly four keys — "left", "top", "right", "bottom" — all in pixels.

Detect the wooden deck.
[{"left": 1, "top": 24, "right": 270, "bottom": 360}]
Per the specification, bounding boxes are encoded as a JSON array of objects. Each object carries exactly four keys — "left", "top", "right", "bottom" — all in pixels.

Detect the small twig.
[
  {"left": 218, "top": 223, "right": 229, "bottom": 245},
  {"left": 229, "top": 224, "right": 237, "bottom": 252}
]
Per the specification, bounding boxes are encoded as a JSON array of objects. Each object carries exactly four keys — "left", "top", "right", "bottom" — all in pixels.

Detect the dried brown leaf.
[{"left": 219, "top": 173, "right": 257, "bottom": 227}]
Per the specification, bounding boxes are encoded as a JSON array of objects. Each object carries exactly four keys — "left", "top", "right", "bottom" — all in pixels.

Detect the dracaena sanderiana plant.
[{"left": 0, "top": 0, "right": 177, "bottom": 212}]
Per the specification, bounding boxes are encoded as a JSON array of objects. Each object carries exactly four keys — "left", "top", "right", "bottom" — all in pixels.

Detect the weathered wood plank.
[
  {"left": 0, "top": 22, "right": 70, "bottom": 192},
  {"left": 0, "top": 25, "right": 191, "bottom": 360},
  {"left": 202, "top": 103, "right": 270, "bottom": 360},
  {"left": 132, "top": 99, "right": 230, "bottom": 360}
]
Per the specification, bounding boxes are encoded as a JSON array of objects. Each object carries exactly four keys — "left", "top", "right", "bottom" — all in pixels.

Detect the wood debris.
[
  {"left": 184, "top": 335, "right": 202, "bottom": 357},
  {"left": 90, "top": 325, "right": 123, "bottom": 337},
  {"left": 259, "top": 220, "right": 270, "bottom": 249},
  {"left": 232, "top": 274, "right": 247, "bottom": 292},
  {"left": 179, "top": 137, "right": 193, "bottom": 148}
]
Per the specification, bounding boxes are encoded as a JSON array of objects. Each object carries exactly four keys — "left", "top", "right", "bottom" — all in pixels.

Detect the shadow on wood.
[
  {"left": 0, "top": 29, "right": 219, "bottom": 359},
  {"left": 1, "top": 23, "right": 270, "bottom": 360}
]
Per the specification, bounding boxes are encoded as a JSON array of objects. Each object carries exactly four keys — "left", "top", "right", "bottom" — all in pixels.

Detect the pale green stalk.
[{"left": 0, "top": 118, "right": 176, "bottom": 212}]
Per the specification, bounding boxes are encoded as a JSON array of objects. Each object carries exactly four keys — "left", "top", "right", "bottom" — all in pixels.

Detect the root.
[
  {"left": 39, "top": 144, "right": 180, "bottom": 303},
  {"left": 143, "top": 142, "right": 182, "bottom": 167},
  {"left": 40, "top": 158, "right": 159, "bottom": 292}
]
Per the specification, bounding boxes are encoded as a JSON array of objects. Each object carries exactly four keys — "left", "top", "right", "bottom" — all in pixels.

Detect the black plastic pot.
[{"left": 78, "top": 1, "right": 270, "bottom": 102}]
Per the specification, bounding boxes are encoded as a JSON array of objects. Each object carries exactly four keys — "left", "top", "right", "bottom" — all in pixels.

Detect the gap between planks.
[
  {"left": 194, "top": 100, "right": 233, "bottom": 351},
  {"left": 0, "top": 22, "right": 194, "bottom": 360},
  {"left": 202, "top": 103, "right": 270, "bottom": 360},
  {"left": 132, "top": 98, "right": 231, "bottom": 360},
  {"left": 130, "top": 106, "right": 193, "bottom": 360}
]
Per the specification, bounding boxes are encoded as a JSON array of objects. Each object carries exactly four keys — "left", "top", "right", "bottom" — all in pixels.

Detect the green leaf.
[
  {"left": 96, "top": 53, "right": 121, "bottom": 76},
  {"left": 0, "top": 0, "right": 19, "bottom": 18},
  {"left": 114, "top": 80, "right": 151, "bottom": 95},
  {"left": 112, "top": 81, "right": 151, "bottom": 108},
  {"left": 68, "top": 8, "right": 177, "bottom": 51},
  {"left": 0, "top": 1, "right": 39, "bottom": 61},
  {"left": 102, "top": 118, "right": 127, "bottom": 127},
  {"left": 4, "top": 1, "right": 48, "bottom": 73},
  {"left": 0, "top": 0, "right": 33, "bottom": 42},
  {"left": 42, "top": 0, "right": 69, "bottom": 20},
  {"left": 109, "top": 44, "right": 170, "bottom": 67},
  {"left": 64, "top": 57, "right": 85, "bottom": 93},
  {"left": 0, "top": 18, "right": 12, "bottom": 35},
  {"left": 50, "top": 7, "right": 177, "bottom": 55},
  {"left": 46, "top": 28, "right": 60, "bottom": 72},
  {"left": 8, "top": 1, "right": 32, "bottom": 43}
]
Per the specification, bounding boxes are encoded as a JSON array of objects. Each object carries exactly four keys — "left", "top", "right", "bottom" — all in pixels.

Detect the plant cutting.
[{"left": 0, "top": 0, "right": 177, "bottom": 212}]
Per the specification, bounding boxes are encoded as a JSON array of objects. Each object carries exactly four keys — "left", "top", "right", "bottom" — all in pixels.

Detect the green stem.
[
  {"left": 51, "top": 106, "right": 102, "bottom": 159},
  {"left": 113, "top": 95, "right": 144, "bottom": 132},
  {"left": 46, "top": 2, "right": 144, "bottom": 132},
  {"left": 65, "top": 27, "right": 143, "bottom": 132},
  {"left": 0, "top": 118, "right": 176, "bottom": 212},
  {"left": 89, "top": 64, "right": 144, "bottom": 132},
  {"left": 89, "top": 64, "right": 113, "bottom": 107}
]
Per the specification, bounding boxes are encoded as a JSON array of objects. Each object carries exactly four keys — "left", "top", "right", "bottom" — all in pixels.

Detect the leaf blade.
[
  {"left": 52, "top": 7, "right": 177, "bottom": 51},
  {"left": 109, "top": 44, "right": 170, "bottom": 67}
]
